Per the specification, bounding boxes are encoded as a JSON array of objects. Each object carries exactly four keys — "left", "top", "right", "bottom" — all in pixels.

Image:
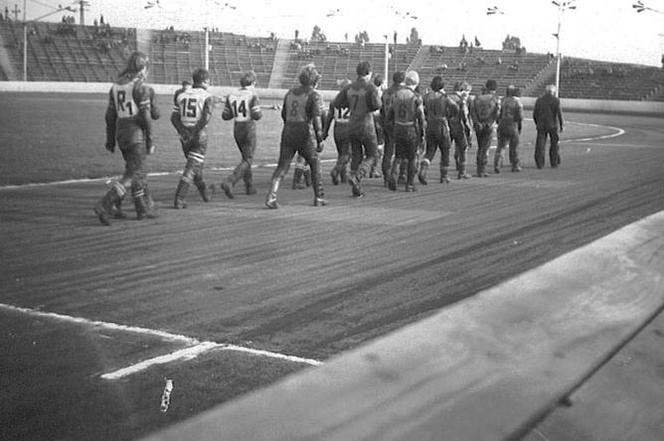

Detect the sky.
[{"left": 4, "top": 0, "right": 664, "bottom": 66}]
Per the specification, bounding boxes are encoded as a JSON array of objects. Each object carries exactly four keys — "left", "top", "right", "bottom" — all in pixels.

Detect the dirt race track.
[{"left": 1, "top": 102, "right": 663, "bottom": 440}]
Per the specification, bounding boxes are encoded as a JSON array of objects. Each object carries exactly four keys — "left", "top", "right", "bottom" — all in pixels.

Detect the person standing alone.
[{"left": 533, "top": 84, "right": 564, "bottom": 169}]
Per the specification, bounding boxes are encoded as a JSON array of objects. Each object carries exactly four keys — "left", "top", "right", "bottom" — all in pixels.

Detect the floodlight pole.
[
  {"left": 554, "top": 13, "right": 561, "bottom": 94},
  {"left": 384, "top": 34, "right": 389, "bottom": 82},
  {"left": 204, "top": 27, "right": 209, "bottom": 70},
  {"left": 553, "top": 0, "right": 576, "bottom": 96},
  {"left": 22, "top": 0, "right": 26, "bottom": 81}
]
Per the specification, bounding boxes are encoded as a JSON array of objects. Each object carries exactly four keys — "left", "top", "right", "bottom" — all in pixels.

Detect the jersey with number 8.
[{"left": 284, "top": 93, "right": 309, "bottom": 123}]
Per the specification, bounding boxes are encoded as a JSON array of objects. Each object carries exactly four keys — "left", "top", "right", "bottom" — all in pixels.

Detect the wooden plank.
[
  {"left": 140, "top": 211, "right": 664, "bottom": 441},
  {"left": 523, "top": 309, "right": 664, "bottom": 441}
]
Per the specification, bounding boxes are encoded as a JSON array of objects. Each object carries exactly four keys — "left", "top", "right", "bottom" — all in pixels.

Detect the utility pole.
[
  {"left": 383, "top": 35, "right": 389, "bottom": 82},
  {"left": 22, "top": 0, "right": 26, "bottom": 81},
  {"left": 552, "top": 0, "right": 577, "bottom": 96}
]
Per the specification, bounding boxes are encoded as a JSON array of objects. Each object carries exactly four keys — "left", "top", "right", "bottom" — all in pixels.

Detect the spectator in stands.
[
  {"left": 94, "top": 51, "right": 158, "bottom": 225},
  {"left": 323, "top": 79, "right": 353, "bottom": 185},
  {"left": 171, "top": 69, "right": 214, "bottom": 208},
  {"left": 265, "top": 64, "right": 327, "bottom": 208},
  {"left": 469, "top": 79, "right": 500, "bottom": 177},
  {"left": 332, "top": 61, "right": 382, "bottom": 197},
  {"left": 217, "top": 71, "right": 263, "bottom": 198},
  {"left": 661, "top": 53, "right": 664, "bottom": 69},
  {"left": 533, "top": 84, "right": 564, "bottom": 169},
  {"left": 495, "top": 85, "right": 523, "bottom": 173}
]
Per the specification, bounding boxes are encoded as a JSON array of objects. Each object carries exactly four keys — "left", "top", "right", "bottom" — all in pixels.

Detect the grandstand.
[{"left": 1, "top": 19, "right": 663, "bottom": 100}]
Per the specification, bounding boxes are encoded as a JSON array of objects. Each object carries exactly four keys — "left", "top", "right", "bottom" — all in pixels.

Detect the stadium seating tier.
[{"left": 0, "top": 20, "right": 662, "bottom": 100}]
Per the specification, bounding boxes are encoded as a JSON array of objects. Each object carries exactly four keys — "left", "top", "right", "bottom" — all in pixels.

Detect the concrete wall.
[{"left": 2, "top": 81, "right": 664, "bottom": 116}]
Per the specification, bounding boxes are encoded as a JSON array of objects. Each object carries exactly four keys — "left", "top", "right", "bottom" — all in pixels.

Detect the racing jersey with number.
[
  {"left": 447, "top": 93, "right": 470, "bottom": 134},
  {"left": 423, "top": 90, "right": 452, "bottom": 131},
  {"left": 280, "top": 85, "right": 323, "bottom": 147},
  {"left": 332, "top": 103, "right": 350, "bottom": 124},
  {"left": 175, "top": 87, "right": 213, "bottom": 128},
  {"left": 380, "top": 84, "right": 402, "bottom": 134},
  {"left": 390, "top": 87, "right": 424, "bottom": 130},
  {"left": 498, "top": 95, "right": 523, "bottom": 132},
  {"left": 333, "top": 78, "right": 381, "bottom": 137},
  {"left": 107, "top": 76, "right": 152, "bottom": 146},
  {"left": 222, "top": 87, "right": 262, "bottom": 123},
  {"left": 471, "top": 92, "right": 500, "bottom": 125}
]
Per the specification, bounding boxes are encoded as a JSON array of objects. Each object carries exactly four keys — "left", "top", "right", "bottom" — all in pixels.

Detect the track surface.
[{"left": 1, "top": 98, "right": 663, "bottom": 440}]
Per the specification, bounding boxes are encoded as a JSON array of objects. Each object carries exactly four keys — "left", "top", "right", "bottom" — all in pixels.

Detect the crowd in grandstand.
[{"left": 94, "top": 51, "right": 565, "bottom": 225}]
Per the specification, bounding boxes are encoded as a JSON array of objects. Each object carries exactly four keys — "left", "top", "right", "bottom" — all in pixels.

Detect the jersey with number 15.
[{"left": 174, "top": 86, "right": 213, "bottom": 128}]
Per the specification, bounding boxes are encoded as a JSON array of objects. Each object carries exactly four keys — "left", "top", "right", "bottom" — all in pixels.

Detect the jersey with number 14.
[{"left": 222, "top": 88, "right": 262, "bottom": 124}]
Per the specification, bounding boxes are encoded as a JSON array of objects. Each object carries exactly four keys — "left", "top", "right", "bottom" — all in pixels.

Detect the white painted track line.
[
  {"left": 0, "top": 303, "right": 322, "bottom": 380},
  {"left": 101, "top": 342, "right": 222, "bottom": 380}
]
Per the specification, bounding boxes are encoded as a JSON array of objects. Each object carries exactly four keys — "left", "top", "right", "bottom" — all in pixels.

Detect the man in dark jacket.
[{"left": 533, "top": 84, "right": 564, "bottom": 169}]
